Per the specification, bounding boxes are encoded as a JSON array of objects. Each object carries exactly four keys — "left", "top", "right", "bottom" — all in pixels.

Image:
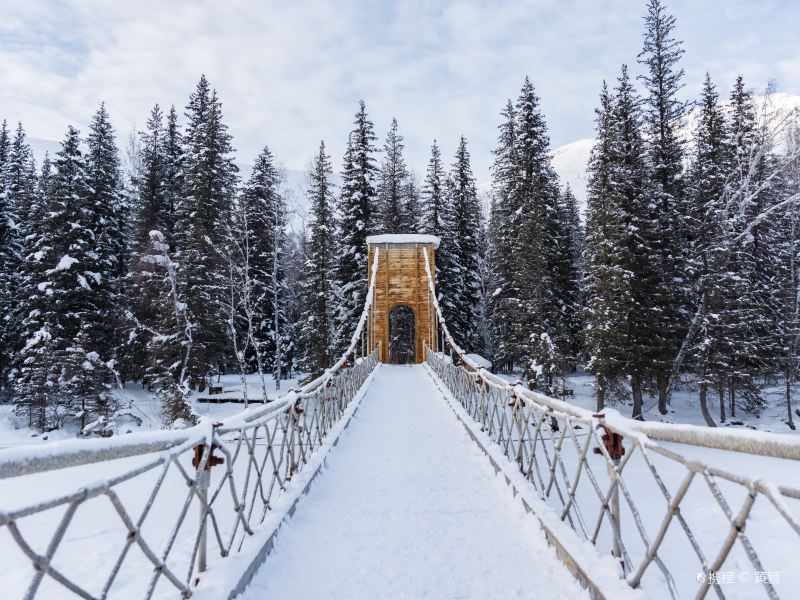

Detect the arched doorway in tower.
[{"left": 388, "top": 304, "right": 416, "bottom": 364}]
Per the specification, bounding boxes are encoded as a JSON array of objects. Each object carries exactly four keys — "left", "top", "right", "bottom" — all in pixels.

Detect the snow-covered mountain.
[{"left": 552, "top": 138, "right": 593, "bottom": 214}]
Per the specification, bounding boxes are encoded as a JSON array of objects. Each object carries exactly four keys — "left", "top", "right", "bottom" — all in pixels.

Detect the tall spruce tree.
[
  {"left": 300, "top": 141, "right": 336, "bottom": 378},
  {"left": 176, "top": 75, "right": 239, "bottom": 389},
  {"left": 420, "top": 140, "right": 458, "bottom": 336},
  {"left": 124, "top": 104, "right": 173, "bottom": 384},
  {"left": 86, "top": 103, "right": 126, "bottom": 358},
  {"left": 0, "top": 119, "right": 9, "bottom": 176},
  {"left": 686, "top": 74, "right": 731, "bottom": 425},
  {"left": 163, "top": 106, "right": 183, "bottom": 246},
  {"left": 553, "top": 185, "right": 583, "bottom": 370},
  {"left": 488, "top": 100, "right": 520, "bottom": 371},
  {"left": 1, "top": 123, "right": 34, "bottom": 393},
  {"left": 583, "top": 82, "right": 628, "bottom": 410},
  {"left": 15, "top": 127, "right": 117, "bottom": 429},
  {"left": 723, "top": 77, "right": 782, "bottom": 416},
  {"left": 443, "top": 136, "right": 482, "bottom": 351},
  {"left": 377, "top": 117, "right": 411, "bottom": 232},
  {"left": 611, "top": 65, "right": 658, "bottom": 419},
  {"left": 421, "top": 141, "right": 446, "bottom": 236},
  {"left": 239, "top": 146, "right": 287, "bottom": 385},
  {"left": 638, "top": 0, "right": 690, "bottom": 411},
  {"left": 511, "top": 78, "right": 564, "bottom": 391},
  {"left": 333, "top": 101, "right": 378, "bottom": 353}
]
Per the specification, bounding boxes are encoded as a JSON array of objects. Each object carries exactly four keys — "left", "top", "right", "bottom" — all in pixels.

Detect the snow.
[
  {"left": 0, "top": 373, "right": 304, "bottom": 450},
  {"left": 552, "top": 137, "right": 593, "bottom": 214},
  {"left": 465, "top": 352, "right": 491, "bottom": 369},
  {"left": 365, "top": 233, "right": 441, "bottom": 248},
  {"left": 237, "top": 365, "right": 587, "bottom": 600},
  {"left": 51, "top": 254, "right": 79, "bottom": 272}
]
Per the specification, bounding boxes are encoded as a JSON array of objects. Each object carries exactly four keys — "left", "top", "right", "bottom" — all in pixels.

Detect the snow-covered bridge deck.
[{"left": 238, "top": 365, "right": 587, "bottom": 599}]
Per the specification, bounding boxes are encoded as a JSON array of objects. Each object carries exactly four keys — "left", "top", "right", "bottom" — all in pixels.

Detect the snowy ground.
[
  {"left": 1, "top": 367, "right": 798, "bottom": 598},
  {"left": 552, "top": 370, "right": 797, "bottom": 435},
  {"left": 238, "top": 365, "right": 588, "bottom": 600},
  {"left": 0, "top": 372, "right": 304, "bottom": 449}
]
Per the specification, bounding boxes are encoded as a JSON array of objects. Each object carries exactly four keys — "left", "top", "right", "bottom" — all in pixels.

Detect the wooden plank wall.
[{"left": 367, "top": 242, "right": 436, "bottom": 364}]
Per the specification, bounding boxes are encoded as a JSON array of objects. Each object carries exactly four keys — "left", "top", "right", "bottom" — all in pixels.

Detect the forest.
[{"left": 1, "top": 0, "right": 799, "bottom": 433}]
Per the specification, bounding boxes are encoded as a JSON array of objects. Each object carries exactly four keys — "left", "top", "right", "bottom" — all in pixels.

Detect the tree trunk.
[
  {"left": 631, "top": 372, "right": 645, "bottom": 421},
  {"left": 718, "top": 378, "right": 726, "bottom": 423},
  {"left": 699, "top": 380, "right": 716, "bottom": 427},
  {"left": 596, "top": 381, "right": 605, "bottom": 413},
  {"left": 657, "top": 371, "right": 668, "bottom": 415},
  {"left": 729, "top": 377, "right": 736, "bottom": 418},
  {"left": 787, "top": 371, "right": 795, "bottom": 430}
]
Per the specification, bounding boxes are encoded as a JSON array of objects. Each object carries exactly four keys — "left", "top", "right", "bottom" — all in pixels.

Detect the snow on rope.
[
  {"left": 422, "top": 246, "right": 800, "bottom": 599},
  {"left": 0, "top": 249, "right": 383, "bottom": 599}
]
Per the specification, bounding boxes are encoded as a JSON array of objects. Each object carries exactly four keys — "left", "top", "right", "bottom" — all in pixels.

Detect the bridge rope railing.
[
  {"left": 421, "top": 247, "right": 800, "bottom": 600},
  {"left": 0, "top": 250, "right": 382, "bottom": 599}
]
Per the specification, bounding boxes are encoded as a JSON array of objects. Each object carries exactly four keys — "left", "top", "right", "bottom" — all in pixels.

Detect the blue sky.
[{"left": 1, "top": 0, "right": 798, "bottom": 181}]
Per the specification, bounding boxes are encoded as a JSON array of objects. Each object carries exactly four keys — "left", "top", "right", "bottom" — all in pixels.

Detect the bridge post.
[
  {"left": 193, "top": 442, "right": 224, "bottom": 574},
  {"left": 593, "top": 418, "right": 626, "bottom": 576},
  {"left": 198, "top": 468, "right": 210, "bottom": 572}
]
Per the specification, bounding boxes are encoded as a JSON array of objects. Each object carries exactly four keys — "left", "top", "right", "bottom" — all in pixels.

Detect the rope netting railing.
[
  {"left": 0, "top": 251, "right": 382, "bottom": 599},
  {"left": 421, "top": 247, "right": 800, "bottom": 600}
]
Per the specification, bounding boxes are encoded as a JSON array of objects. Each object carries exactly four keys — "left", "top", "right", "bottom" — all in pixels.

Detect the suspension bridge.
[{"left": 1, "top": 234, "right": 799, "bottom": 599}]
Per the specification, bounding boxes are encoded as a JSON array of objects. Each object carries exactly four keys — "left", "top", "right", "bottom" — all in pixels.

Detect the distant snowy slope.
[
  {"left": 28, "top": 137, "right": 62, "bottom": 162},
  {"left": 552, "top": 138, "right": 593, "bottom": 215}
]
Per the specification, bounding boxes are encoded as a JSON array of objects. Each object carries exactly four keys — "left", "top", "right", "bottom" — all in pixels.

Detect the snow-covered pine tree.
[
  {"left": 403, "top": 174, "right": 420, "bottom": 231},
  {"left": 333, "top": 101, "right": 378, "bottom": 353},
  {"left": 420, "top": 140, "right": 456, "bottom": 332},
  {"left": 176, "top": 75, "right": 239, "bottom": 390},
  {"left": 722, "top": 77, "right": 782, "bottom": 416},
  {"left": 123, "top": 104, "right": 173, "bottom": 384},
  {"left": 281, "top": 231, "right": 306, "bottom": 379},
  {"left": 443, "top": 136, "right": 482, "bottom": 351},
  {"left": 0, "top": 119, "right": 9, "bottom": 174},
  {"left": 638, "top": 0, "right": 690, "bottom": 411},
  {"left": 488, "top": 101, "right": 520, "bottom": 372},
  {"left": 475, "top": 215, "right": 494, "bottom": 358},
  {"left": 377, "top": 117, "right": 411, "bottom": 233},
  {"left": 553, "top": 185, "right": 583, "bottom": 370},
  {"left": 15, "top": 127, "right": 116, "bottom": 429},
  {"left": 511, "top": 78, "right": 564, "bottom": 391},
  {"left": 610, "top": 65, "right": 659, "bottom": 419},
  {"left": 300, "top": 141, "right": 337, "bottom": 378},
  {"left": 239, "top": 146, "right": 287, "bottom": 387},
  {"left": 421, "top": 140, "right": 446, "bottom": 236},
  {"left": 1, "top": 123, "right": 35, "bottom": 394},
  {"left": 686, "top": 74, "right": 732, "bottom": 426},
  {"left": 163, "top": 105, "right": 183, "bottom": 246},
  {"left": 143, "top": 230, "right": 196, "bottom": 427},
  {"left": 86, "top": 103, "right": 126, "bottom": 359},
  {"left": 779, "top": 115, "right": 800, "bottom": 429},
  {"left": 583, "top": 82, "right": 628, "bottom": 410},
  {"left": 59, "top": 329, "right": 113, "bottom": 432}
]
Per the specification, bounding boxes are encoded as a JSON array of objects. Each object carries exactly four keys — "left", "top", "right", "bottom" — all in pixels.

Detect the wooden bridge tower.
[{"left": 366, "top": 234, "right": 440, "bottom": 364}]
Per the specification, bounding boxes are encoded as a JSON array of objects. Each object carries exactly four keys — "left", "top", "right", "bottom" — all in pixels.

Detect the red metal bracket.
[{"left": 192, "top": 443, "right": 224, "bottom": 470}]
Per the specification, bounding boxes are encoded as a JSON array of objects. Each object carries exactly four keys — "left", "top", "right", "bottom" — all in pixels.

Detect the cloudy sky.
[{"left": 1, "top": 0, "right": 798, "bottom": 181}]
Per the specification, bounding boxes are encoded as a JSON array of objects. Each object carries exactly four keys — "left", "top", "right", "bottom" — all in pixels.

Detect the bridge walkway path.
[{"left": 238, "top": 364, "right": 587, "bottom": 599}]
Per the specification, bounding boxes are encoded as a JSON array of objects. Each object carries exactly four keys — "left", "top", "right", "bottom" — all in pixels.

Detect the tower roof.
[{"left": 365, "top": 234, "right": 440, "bottom": 248}]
